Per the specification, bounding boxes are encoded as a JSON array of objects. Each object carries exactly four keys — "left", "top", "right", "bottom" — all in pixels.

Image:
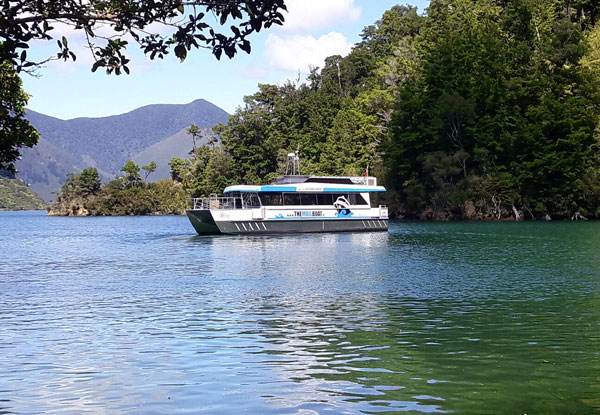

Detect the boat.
[{"left": 186, "top": 151, "right": 388, "bottom": 235}]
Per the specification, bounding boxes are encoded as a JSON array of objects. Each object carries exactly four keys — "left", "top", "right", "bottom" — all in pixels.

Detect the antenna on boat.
[{"left": 286, "top": 145, "right": 301, "bottom": 176}]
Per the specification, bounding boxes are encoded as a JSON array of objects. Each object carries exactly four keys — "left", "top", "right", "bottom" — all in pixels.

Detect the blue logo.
[{"left": 335, "top": 209, "right": 353, "bottom": 218}]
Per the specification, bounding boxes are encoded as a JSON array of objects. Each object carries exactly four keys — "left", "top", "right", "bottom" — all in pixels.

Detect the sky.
[{"left": 21, "top": 0, "right": 429, "bottom": 120}]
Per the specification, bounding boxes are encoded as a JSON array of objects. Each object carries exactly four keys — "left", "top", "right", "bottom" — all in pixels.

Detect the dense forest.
[
  {"left": 54, "top": 0, "right": 600, "bottom": 220},
  {"left": 165, "top": 0, "right": 599, "bottom": 220}
]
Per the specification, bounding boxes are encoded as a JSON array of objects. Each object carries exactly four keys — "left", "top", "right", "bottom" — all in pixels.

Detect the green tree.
[
  {"left": 186, "top": 124, "right": 202, "bottom": 153},
  {"left": 120, "top": 160, "right": 141, "bottom": 187},
  {"left": 76, "top": 167, "right": 102, "bottom": 194},
  {"left": 142, "top": 161, "right": 157, "bottom": 181},
  {"left": 169, "top": 157, "right": 193, "bottom": 184},
  {"left": 1, "top": 0, "right": 287, "bottom": 75},
  {"left": 0, "top": 61, "right": 39, "bottom": 171}
]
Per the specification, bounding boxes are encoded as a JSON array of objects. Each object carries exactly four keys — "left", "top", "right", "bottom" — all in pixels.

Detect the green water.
[{"left": 0, "top": 212, "right": 599, "bottom": 414}]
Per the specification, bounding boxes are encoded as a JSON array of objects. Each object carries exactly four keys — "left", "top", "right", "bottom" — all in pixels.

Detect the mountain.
[
  {"left": 132, "top": 126, "right": 214, "bottom": 181},
  {"left": 16, "top": 99, "right": 229, "bottom": 201}
]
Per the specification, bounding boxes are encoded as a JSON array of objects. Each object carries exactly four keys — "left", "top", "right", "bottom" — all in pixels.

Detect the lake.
[{"left": 1, "top": 211, "right": 599, "bottom": 414}]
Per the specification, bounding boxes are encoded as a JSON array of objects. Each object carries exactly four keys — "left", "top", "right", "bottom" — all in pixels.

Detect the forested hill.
[
  {"left": 0, "top": 178, "right": 47, "bottom": 211},
  {"left": 16, "top": 99, "right": 228, "bottom": 201},
  {"left": 176, "top": 1, "right": 600, "bottom": 220}
]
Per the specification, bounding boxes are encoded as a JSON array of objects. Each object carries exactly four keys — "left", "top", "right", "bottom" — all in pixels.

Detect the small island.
[{"left": 47, "top": 162, "right": 187, "bottom": 216}]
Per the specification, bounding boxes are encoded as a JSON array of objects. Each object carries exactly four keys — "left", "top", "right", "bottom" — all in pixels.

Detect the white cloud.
[
  {"left": 281, "top": 0, "right": 361, "bottom": 32},
  {"left": 265, "top": 32, "right": 353, "bottom": 73}
]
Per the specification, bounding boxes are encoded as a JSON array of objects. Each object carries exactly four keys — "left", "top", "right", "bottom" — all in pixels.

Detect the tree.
[
  {"left": 120, "top": 160, "right": 141, "bottom": 187},
  {"left": 1, "top": 0, "right": 287, "bottom": 75},
  {"left": 142, "top": 161, "right": 157, "bottom": 181},
  {"left": 0, "top": 61, "right": 39, "bottom": 171},
  {"left": 169, "top": 157, "right": 192, "bottom": 183},
  {"left": 60, "top": 167, "right": 101, "bottom": 195},
  {"left": 186, "top": 124, "right": 202, "bottom": 153},
  {"left": 76, "top": 167, "right": 102, "bottom": 194}
]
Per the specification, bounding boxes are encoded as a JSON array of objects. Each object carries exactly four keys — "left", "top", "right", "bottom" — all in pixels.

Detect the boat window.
[
  {"left": 299, "top": 194, "right": 317, "bottom": 205},
  {"left": 242, "top": 192, "right": 261, "bottom": 208},
  {"left": 316, "top": 194, "right": 334, "bottom": 205},
  {"left": 259, "top": 192, "right": 283, "bottom": 206},
  {"left": 316, "top": 194, "right": 354, "bottom": 205},
  {"left": 281, "top": 193, "right": 319, "bottom": 205},
  {"left": 349, "top": 193, "right": 368, "bottom": 205},
  {"left": 283, "top": 193, "right": 302, "bottom": 205},
  {"left": 305, "top": 177, "right": 354, "bottom": 184},
  {"left": 277, "top": 192, "right": 365, "bottom": 206}
]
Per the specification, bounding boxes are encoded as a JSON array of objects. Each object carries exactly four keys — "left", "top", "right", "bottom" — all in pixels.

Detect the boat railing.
[{"left": 192, "top": 196, "right": 243, "bottom": 210}]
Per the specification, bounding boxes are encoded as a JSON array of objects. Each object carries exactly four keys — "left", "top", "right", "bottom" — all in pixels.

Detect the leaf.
[
  {"left": 239, "top": 40, "right": 251, "bottom": 54},
  {"left": 177, "top": 4, "right": 184, "bottom": 14},
  {"left": 174, "top": 44, "right": 187, "bottom": 62},
  {"left": 91, "top": 61, "right": 104, "bottom": 72},
  {"left": 62, "top": 36, "right": 68, "bottom": 48},
  {"left": 123, "top": 65, "right": 130, "bottom": 75},
  {"left": 20, "top": 50, "right": 26, "bottom": 62},
  {"left": 224, "top": 45, "right": 235, "bottom": 59}
]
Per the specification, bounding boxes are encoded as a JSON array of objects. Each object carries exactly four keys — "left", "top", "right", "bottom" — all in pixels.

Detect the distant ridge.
[{"left": 16, "top": 99, "right": 229, "bottom": 200}]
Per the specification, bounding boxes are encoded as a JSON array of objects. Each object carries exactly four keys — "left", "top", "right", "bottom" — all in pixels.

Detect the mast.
[{"left": 285, "top": 145, "right": 300, "bottom": 176}]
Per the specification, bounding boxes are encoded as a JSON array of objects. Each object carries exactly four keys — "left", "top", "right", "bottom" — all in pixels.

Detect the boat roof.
[
  {"left": 272, "top": 175, "right": 369, "bottom": 185},
  {"left": 224, "top": 181, "right": 386, "bottom": 194}
]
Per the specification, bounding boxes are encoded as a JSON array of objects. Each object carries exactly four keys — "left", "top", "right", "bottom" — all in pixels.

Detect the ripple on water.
[{"left": 1, "top": 213, "right": 600, "bottom": 414}]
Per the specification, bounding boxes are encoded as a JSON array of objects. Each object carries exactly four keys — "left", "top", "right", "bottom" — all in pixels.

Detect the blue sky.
[{"left": 22, "top": 0, "right": 429, "bottom": 120}]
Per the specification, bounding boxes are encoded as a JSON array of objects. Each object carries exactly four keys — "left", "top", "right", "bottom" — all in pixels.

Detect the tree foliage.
[
  {"left": 1, "top": 0, "right": 287, "bottom": 74},
  {"left": 142, "top": 161, "right": 157, "bottom": 180},
  {"left": 0, "top": 61, "right": 38, "bottom": 171},
  {"left": 120, "top": 160, "right": 142, "bottom": 187},
  {"left": 385, "top": 0, "right": 600, "bottom": 219},
  {"left": 52, "top": 163, "right": 187, "bottom": 215}
]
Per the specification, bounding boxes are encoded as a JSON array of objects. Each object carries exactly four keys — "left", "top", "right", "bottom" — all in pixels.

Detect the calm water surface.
[{"left": 0, "top": 211, "right": 599, "bottom": 414}]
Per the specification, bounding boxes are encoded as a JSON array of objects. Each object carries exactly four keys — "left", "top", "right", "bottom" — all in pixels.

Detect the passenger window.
[
  {"left": 317, "top": 194, "right": 334, "bottom": 205},
  {"left": 244, "top": 193, "right": 261, "bottom": 208},
  {"left": 299, "top": 194, "right": 317, "bottom": 205},
  {"left": 349, "top": 193, "right": 368, "bottom": 205},
  {"left": 283, "top": 193, "right": 301, "bottom": 205},
  {"left": 260, "top": 193, "right": 282, "bottom": 206}
]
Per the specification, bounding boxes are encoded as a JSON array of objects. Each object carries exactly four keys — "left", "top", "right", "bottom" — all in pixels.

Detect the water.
[{"left": 1, "top": 211, "right": 599, "bottom": 414}]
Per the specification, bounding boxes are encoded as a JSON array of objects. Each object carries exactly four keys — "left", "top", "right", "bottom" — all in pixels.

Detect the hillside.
[
  {"left": 0, "top": 178, "right": 47, "bottom": 210},
  {"left": 132, "top": 126, "right": 214, "bottom": 181},
  {"left": 16, "top": 99, "right": 229, "bottom": 201}
]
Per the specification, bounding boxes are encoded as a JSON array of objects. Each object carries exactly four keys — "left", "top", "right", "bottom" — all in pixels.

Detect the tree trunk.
[
  {"left": 491, "top": 195, "right": 501, "bottom": 220},
  {"left": 512, "top": 204, "right": 521, "bottom": 221},
  {"left": 522, "top": 205, "right": 535, "bottom": 220}
]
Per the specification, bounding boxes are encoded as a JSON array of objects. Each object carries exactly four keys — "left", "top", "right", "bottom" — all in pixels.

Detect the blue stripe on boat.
[{"left": 260, "top": 186, "right": 297, "bottom": 192}]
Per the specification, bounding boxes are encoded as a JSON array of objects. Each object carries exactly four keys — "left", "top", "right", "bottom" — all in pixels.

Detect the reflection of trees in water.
[
  {"left": 252, "top": 295, "right": 600, "bottom": 414},
  {"left": 251, "top": 296, "right": 449, "bottom": 413}
]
